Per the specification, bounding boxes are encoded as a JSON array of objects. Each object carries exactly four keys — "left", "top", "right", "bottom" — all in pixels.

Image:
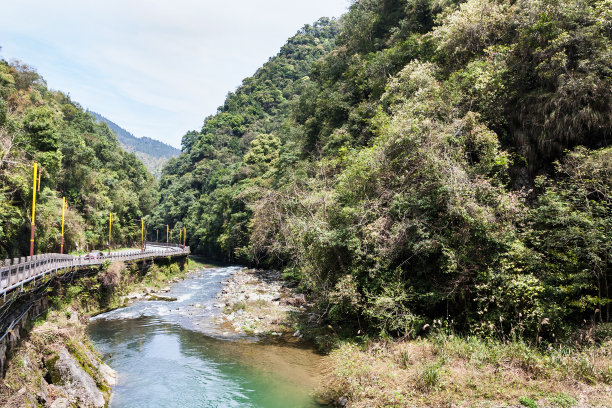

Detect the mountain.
[
  {"left": 153, "top": 0, "right": 612, "bottom": 344},
  {"left": 89, "top": 111, "right": 179, "bottom": 178}
]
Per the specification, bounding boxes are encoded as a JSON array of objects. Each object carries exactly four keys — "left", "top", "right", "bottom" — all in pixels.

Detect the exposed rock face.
[
  {"left": 47, "top": 348, "right": 106, "bottom": 408},
  {"left": 96, "top": 360, "right": 117, "bottom": 387}
]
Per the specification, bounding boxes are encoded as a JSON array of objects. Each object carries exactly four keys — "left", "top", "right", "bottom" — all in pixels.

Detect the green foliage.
[
  {"left": 0, "top": 59, "right": 157, "bottom": 257},
  {"left": 548, "top": 392, "right": 577, "bottom": 408},
  {"left": 519, "top": 396, "right": 538, "bottom": 408},
  {"left": 0, "top": 98, "right": 7, "bottom": 126},
  {"left": 154, "top": 0, "right": 612, "bottom": 341}
]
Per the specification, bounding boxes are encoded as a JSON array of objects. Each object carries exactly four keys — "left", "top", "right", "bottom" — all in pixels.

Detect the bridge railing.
[{"left": 0, "top": 244, "right": 189, "bottom": 297}]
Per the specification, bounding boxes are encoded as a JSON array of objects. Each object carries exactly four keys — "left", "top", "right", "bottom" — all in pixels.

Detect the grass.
[
  {"left": 321, "top": 332, "right": 612, "bottom": 407},
  {"left": 519, "top": 396, "right": 538, "bottom": 408}
]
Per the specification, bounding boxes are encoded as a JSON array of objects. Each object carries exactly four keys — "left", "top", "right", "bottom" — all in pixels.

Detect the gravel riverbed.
[{"left": 213, "top": 269, "right": 308, "bottom": 337}]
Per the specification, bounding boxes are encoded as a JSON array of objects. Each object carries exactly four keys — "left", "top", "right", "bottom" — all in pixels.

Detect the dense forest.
[
  {"left": 153, "top": 0, "right": 611, "bottom": 342},
  {"left": 89, "top": 111, "right": 180, "bottom": 178},
  {"left": 0, "top": 59, "right": 157, "bottom": 258}
]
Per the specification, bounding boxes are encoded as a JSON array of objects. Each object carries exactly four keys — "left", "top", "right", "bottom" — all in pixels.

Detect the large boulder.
[{"left": 47, "top": 348, "right": 105, "bottom": 408}]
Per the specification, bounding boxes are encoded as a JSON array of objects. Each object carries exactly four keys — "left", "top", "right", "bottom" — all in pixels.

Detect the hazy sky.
[{"left": 0, "top": 0, "right": 349, "bottom": 148}]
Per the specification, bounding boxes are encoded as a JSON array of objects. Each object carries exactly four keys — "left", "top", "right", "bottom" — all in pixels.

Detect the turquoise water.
[{"left": 88, "top": 267, "right": 326, "bottom": 408}]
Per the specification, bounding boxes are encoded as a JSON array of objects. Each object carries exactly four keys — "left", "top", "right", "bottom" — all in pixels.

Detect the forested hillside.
[
  {"left": 150, "top": 17, "right": 339, "bottom": 257},
  {"left": 0, "top": 59, "right": 157, "bottom": 258},
  {"left": 154, "top": 0, "right": 611, "bottom": 341},
  {"left": 90, "top": 111, "right": 180, "bottom": 178}
]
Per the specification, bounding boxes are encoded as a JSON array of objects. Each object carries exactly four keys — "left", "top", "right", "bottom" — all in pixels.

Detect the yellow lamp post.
[
  {"left": 29, "top": 163, "right": 37, "bottom": 258},
  {"left": 141, "top": 218, "right": 145, "bottom": 252},
  {"left": 60, "top": 197, "right": 66, "bottom": 254},
  {"left": 37, "top": 166, "right": 41, "bottom": 191},
  {"left": 108, "top": 212, "right": 113, "bottom": 255}
]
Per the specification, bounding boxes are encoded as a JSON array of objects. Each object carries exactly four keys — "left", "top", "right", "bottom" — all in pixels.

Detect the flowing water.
[{"left": 88, "top": 266, "right": 326, "bottom": 408}]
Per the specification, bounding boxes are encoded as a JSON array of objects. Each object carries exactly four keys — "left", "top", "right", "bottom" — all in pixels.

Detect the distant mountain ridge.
[{"left": 89, "top": 111, "right": 179, "bottom": 177}]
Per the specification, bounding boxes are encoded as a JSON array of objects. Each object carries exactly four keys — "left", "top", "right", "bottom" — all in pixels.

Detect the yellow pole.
[
  {"left": 108, "top": 212, "right": 112, "bottom": 255},
  {"left": 60, "top": 197, "right": 66, "bottom": 254},
  {"left": 141, "top": 218, "right": 144, "bottom": 252},
  {"left": 29, "top": 163, "right": 37, "bottom": 257},
  {"left": 157, "top": 229, "right": 159, "bottom": 243},
  {"left": 166, "top": 224, "right": 169, "bottom": 249},
  {"left": 183, "top": 227, "right": 186, "bottom": 249}
]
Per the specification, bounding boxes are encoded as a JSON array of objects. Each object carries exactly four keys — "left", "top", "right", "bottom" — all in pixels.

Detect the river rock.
[
  {"left": 68, "top": 310, "right": 79, "bottom": 323},
  {"left": 146, "top": 294, "right": 177, "bottom": 302},
  {"left": 50, "top": 348, "right": 105, "bottom": 408},
  {"left": 97, "top": 361, "right": 117, "bottom": 387},
  {"left": 282, "top": 294, "right": 306, "bottom": 306},
  {"left": 37, "top": 377, "right": 48, "bottom": 404},
  {"left": 50, "top": 397, "right": 71, "bottom": 408}
]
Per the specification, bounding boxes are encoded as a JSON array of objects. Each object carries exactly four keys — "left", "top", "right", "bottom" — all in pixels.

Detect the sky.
[{"left": 0, "top": 0, "right": 349, "bottom": 149}]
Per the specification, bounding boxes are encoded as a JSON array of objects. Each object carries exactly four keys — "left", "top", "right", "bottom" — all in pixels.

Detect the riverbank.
[
  {"left": 321, "top": 332, "right": 612, "bottom": 408},
  {"left": 214, "top": 268, "right": 612, "bottom": 407},
  {"left": 0, "top": 257, "right": 192, "bottom": 407},
  {"left": 0, "top": 307, "right": 116, "bottom": 408}
]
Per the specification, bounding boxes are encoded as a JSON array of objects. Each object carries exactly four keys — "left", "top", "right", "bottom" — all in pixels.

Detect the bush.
[{"left": 98, "top": 262, "right": 125, "bottom": 290}]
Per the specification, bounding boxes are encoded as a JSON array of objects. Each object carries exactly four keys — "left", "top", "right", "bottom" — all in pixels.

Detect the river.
[{"left": 88, "top": 266, "right": 326, "bottom": 408}]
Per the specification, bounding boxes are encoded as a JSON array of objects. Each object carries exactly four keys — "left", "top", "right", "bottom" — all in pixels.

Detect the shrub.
[
  {"left": 98, "top": 261, "right": 124, "bottom": 290},
  {"left": 416, "top": 362, "right": 442, "bottom": 391},
  {"left": 519, "top": 396, "right": 538, "bottom": 408}
]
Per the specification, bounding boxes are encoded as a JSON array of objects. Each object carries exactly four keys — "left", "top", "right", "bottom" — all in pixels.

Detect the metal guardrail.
[{"left": 0, "top": 242, "right": 189, "bottom": 298}]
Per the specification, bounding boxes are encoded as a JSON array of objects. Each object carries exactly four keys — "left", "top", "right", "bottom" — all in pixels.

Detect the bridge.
[
  {"left": 0, "top": 242, "right": 189, "bottom": 300},
  {"left": 0, "top": 242, "right": 190, "bottom": 374}
]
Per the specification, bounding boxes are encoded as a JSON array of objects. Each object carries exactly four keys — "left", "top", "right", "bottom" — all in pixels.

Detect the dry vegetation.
[{"left": 322, "top": 332, "right": 612, "bottom": 408}]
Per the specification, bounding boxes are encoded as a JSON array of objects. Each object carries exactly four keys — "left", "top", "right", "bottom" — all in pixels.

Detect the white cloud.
[{"left": 0, "top": 0, "right": 349, "bottom": 148}]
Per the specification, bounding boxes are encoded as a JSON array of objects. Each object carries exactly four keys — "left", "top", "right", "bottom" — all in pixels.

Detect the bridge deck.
[{"left": 0, "top": 242, "right": 189, "bottom": 298}]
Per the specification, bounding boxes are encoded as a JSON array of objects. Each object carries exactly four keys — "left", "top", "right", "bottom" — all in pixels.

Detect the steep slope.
[
  {"left": 89, "top": 111, "right": 180, "bottom": 178},
  {"left": 154, "top": 1, "right": 611, "bottom": 340},
  {"left": 0, "top": 60, "right": 157, "bottom": 257},
  {"left": 150, "top": 17, "right": 340, "bottom": 258}
]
